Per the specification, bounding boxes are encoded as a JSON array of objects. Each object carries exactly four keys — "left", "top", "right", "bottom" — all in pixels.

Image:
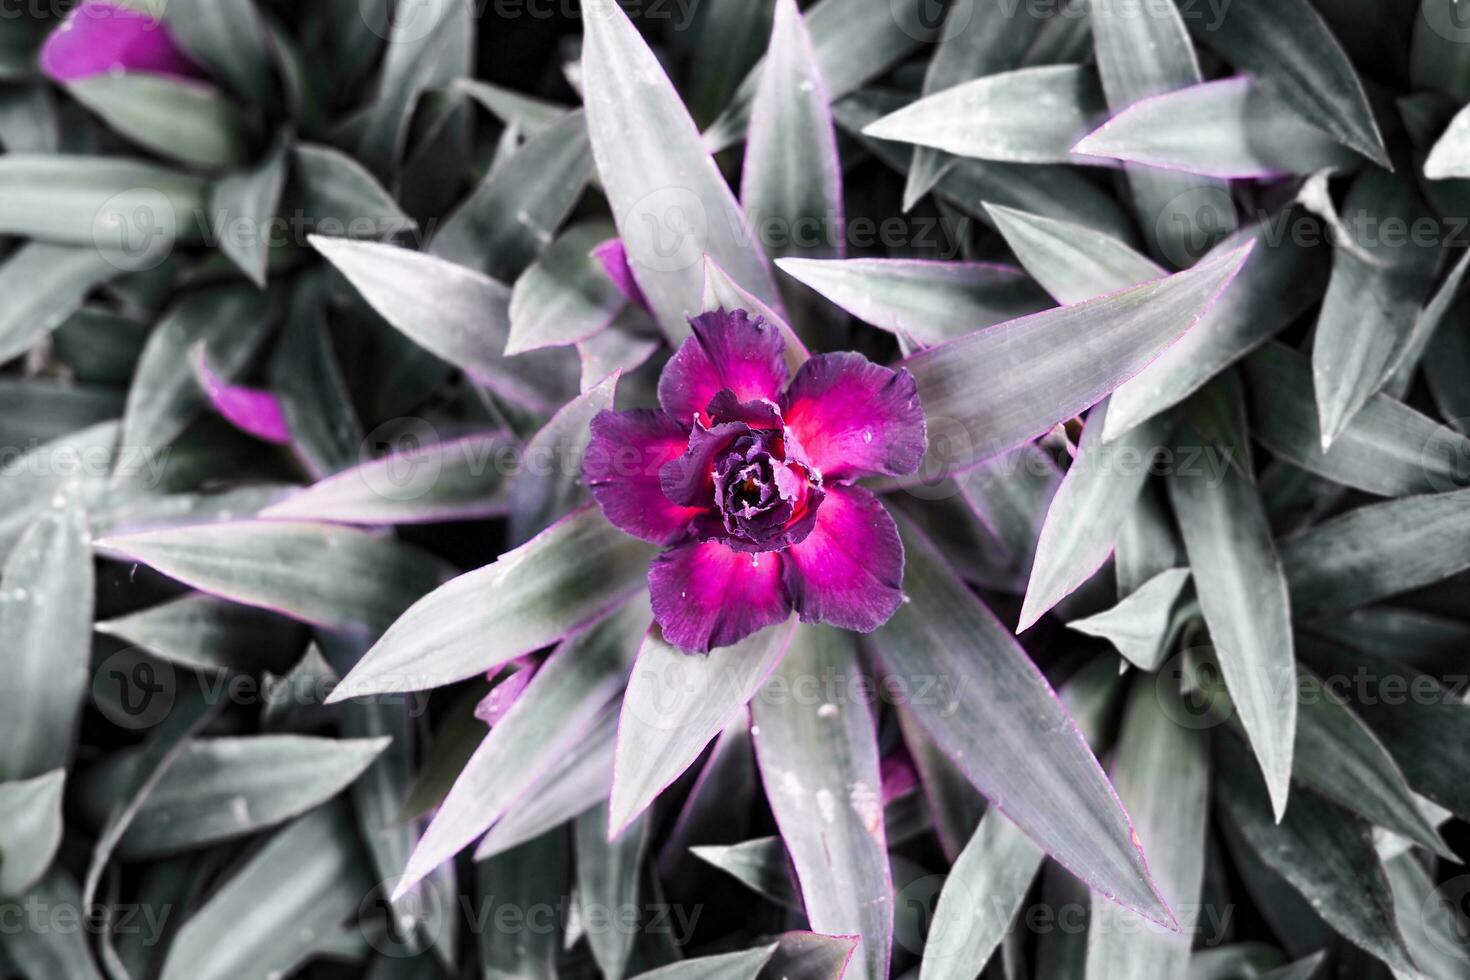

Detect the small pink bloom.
[
  {"left": 39, "top": 1, "right": 203, "bottom": 84},
  {"left": 584, "top": 309, "right": 927, "bottom": 652}
]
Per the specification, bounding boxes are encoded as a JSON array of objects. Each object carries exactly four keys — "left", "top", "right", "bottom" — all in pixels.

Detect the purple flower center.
[{"left": 710, "top": 430, "right": 819, "bottom": 549}]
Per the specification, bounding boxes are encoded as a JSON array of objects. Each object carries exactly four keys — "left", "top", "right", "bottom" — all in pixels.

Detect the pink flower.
[
  {"left": 583, "top": 309, "right": 927, "bottom": 652},
  {"left": 39, "top": 1, "right": 203, "bottom": 84}
]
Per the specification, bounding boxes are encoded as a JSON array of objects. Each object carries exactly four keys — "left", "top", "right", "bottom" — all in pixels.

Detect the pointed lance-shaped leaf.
[
  {"left": 581, "top": 0, "right": 781, "bottom": 344},
  {"left": 329, "top": 505, "right": 655, "bottom": 699},
  {"left": 871, "top": 514, "right": 1177, "bottom": 928},
  {"left": 900, "top": 241, "right": 1253, "bottom": 479},
  {"left": 610, "top": 618, "right": 796, "bottom": 836}
]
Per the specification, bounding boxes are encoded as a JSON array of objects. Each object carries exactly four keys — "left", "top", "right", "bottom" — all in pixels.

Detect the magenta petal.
[
  {"left": 648, "top": 540, "right": 791, "bottom": 652},
  {"left": 189, "top": 345, "right": 291, "bottom": 445},
  {"left": 583, "top": 408, "right": 705, "bottom": 545},
  {"left": 658, "top": 309, "right": 789, "bottom": 427},
  {"left": 475, "top": 659, "right": 536, "bottom": 727},
  {"left": 591, "top": 238, "right": 649, "bottom": 312},
  {"left": 782, "top": 484, "right": 904, "bottom": 633},
  {"left": 781, "top": 352, "right": 927, "bottom": 481},
  {"left": 40, "top": 1, "right": 203, "bottom": 83}
]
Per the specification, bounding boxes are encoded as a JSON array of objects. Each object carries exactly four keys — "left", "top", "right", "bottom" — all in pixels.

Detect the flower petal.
[
  {"left": 780, "top": 352, "right": 927, "bottom": 481},
  {"left": 648, "top": 540, "right": 791, "bottom": 652},
  {"left": 583, "top": 409, "right": 704, "bottom": 545},
  {"left": 658, "top": 309, "right": 789, "bottom": 427},
  {"left": 660, "top": 420, "right": 748, "bottom": 508},
  {"left": 40, "top": 1, "right": 202, "bottom": 83},
  {"left": 782, "top": 484, "right": 904, "bottom": 633}
]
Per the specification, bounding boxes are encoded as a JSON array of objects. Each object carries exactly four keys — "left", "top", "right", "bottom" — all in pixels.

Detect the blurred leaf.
[
  {"left": 865, "top": 65, "right": 1105, "bottom": 165},
  {"left": 0, "top": 154, "right": 205, "bottom": 246},
  {"left": 1075, "top": 76, "right": 1360, "bottom": 179},
  {"left": 1187, "top": 0, "right": 1389, "bottom": 168},
  {"left": 752, "top": 626, "right": 891, "bottom": 980},
  {"left": 581, "top": 0, "right": 780, "bottom": 345},
  {"left": 874, "top": 515, "right": 1174, "bottom": 927},
  {"left": 0, "top": 769, "right": 65, "bottom": 896},
  {"left": 269, "top": 273, "right": 363, "bottom": 478},
  {"left": 312, "top": 236, "right": 570, "bottom": 413},
  {"left": 631, "top": 945, "right": 778, "bottom": 980},
  {"left": 776, "top": 257, "right": 1050, "bottom": 349},
  {"left": 1093, "top": 0, "right": 1237, "bottom": 265},
  {"left": 395, "top": 600, "right": 647, "bottom": 895},
  {"left": 290, "top": 142, "right": 415, "bottom": 236},
  {"left": 333, "top": 505, "right": 652, "bottom": 697},
  {"left": 358, "top": 0, "right": 471, "bottom": 176},
  {"left": 163, "top": 0, "right": 276, "bottom": 107},
  {"left": 478, "top": 829, "right": 569, "bottom": 980},
  {"left": 0, "top": 871, "right": 105, "bottom": 980},
  {"left": 79, "top": 734, "right": 388, "bottom": 858},
  {"left": 901, "top": 242, "right": 1252, "bottom": 477},
  {"left": 431, "top": 109, "right": 591, "bottom": 281},
  {"left": 264, "top": 430, "right": 514, "bottom": 525},
  {"left": 97, "top": 520, "right": 449, "bottom": 638},
  {"left": 454, "top": 78, "right": 568, "bottom": 134},
  {"left": 120, "top": 284, "right": 276, "bottom": 455},
  {"left": 1385, "top": 854, "right": 1470, "bottom": 979},
  {"left": 760, "top": 932, "right": 857, "bottom": 980},
  {"left": 209, "top": 136, "right": 287, "bottom": 286},
  {"left": 0, "top": 241, "right": 124, "bottom": 365},
  {"left": 612, "top": 618, "right": 795, "bottom": 837},
  {"left": 156, "top": 802, "right": 375, "bottom": 980},
  {"left": 575, "top": 803, "right": 652, "bottom": 980},
  {"left": 68, "top": 74, "right": 250, "bottom": 170},
  {"left": 0, "top": 487, "right": 92, "bottom": 782},
  {"left": 95, "top": 589, "right": 304, "bottom": 679}
]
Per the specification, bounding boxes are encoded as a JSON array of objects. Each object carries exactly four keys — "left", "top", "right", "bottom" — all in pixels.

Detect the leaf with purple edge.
[
  {"left": 1090, "top": 0, "right": 1235, "bottom": 265},
  {"left": 1185, "top": 0, "right": 1390, "bottom": 169},
  {"left": 309, "top": 235, "right": 571, "bottom": 415},
  {"left": 901, "top": 0, "right": 1050, "bottom": 211},
  {"left": 703, "top": 0, "right": 927, "bottom": 153},
  {"left": 759, "top": 931, "right": 858, "bottom": 980},
  {"left": 1018, "top": 400, "right": 1172, "bottom": 632},
  {"left": 702, "top": 254, "right": 809, "bottom": 372},
  {"left": 775, "top": 257, "right": 1051, "bottom": 350},
  {"left": 581, "top": 0, "right": 780, "bottom": 345},
  {"left": 984, "top": 202, "right": 1161, "bottom": 305},
  {"left": 1073, "top": 76, "right": 1360, "bottom": 180},
  {"left": 328, "top": 504, "right": 654, "bottom": 699},
  {"left": 189, "top": 342, "right": 291, "bottom": 445},
  {"left": 95, "top": 520, "right": 450, "bottom": 639},
  {"left": 872, "top": 513, "right": 1177, "bottom": 929},
  {"left": 610, "top": 617, "right": 796, "bottom": 837},
  {"left": 902, "top": 241, "right": 1252, "bottom": 480},
  {"left": 391, "top": 597, "right": 647, "bottom": 899},
  {"left": 629, "top": 944, "right": 778, "bottom": 980},
  {"left": 863, "top": 65, "right": 1108, "bottom": 165},
  {"left": 751, "top": 625, "right": 892, "bottom": 980}
]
